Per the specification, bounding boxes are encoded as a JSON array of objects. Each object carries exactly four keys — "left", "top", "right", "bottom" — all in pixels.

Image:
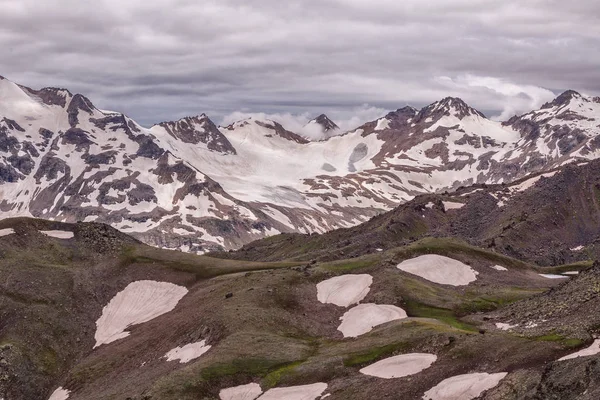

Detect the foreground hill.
[
  {"left": 2, "top": 75, "right": 600, "bottom": 252},
  {"left": 4, "top": 166, "right": 600, "bottom": 399}
]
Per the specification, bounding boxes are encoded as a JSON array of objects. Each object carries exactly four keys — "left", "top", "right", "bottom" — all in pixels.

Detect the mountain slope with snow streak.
[{"left": 2, "top": 75, "right": 600, "bottom": 251}]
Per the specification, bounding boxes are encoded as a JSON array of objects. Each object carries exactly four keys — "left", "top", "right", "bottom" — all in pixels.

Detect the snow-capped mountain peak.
[
  {"left": 153, "top": 114, "right": 236, "bottom": 154},
  {"left": 541, "top": 90, "right": 584, "bottom": 109},
  {"left": 416, "top": 97, "right": 485, "bottom": 124}
]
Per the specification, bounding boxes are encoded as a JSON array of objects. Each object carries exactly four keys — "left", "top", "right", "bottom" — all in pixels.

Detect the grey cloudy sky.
[{"left": 1, "top": 0, "right": 599, "bottom": 130}]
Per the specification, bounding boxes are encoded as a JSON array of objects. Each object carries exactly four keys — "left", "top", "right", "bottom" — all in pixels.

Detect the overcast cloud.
[{"left": 1, "top": 0, "right": 599, "bottom": 129}]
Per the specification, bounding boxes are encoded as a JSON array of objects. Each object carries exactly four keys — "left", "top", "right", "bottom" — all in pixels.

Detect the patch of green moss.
[
  {"left": 404, "top": 300, "right": 479, "bottom": 333},
  {"left": 262, "top": 361, "right": 304, "bottom": 388},
  {"left": 199, "top": 358, "right": 293, "bottom": 382},
  {"left": 532, "top": 334, "right": 584, "bottom": 348},
  {"left": 563, "top": 338, "right": 585, "bottom": 348},
  {"left": 535, "top": 333, "right": 563, "bottom": 342},
  {"left": 343, "top": 342, "right": 410, "bottom": 367},
  {"left": 457, "top": 289, "right": 541, "bottom": 315},
  {"left": 544, "top": 261, "right": 594, "bottom": 274}
]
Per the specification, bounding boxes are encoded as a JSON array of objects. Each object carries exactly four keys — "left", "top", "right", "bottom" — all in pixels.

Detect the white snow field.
[
  {"left": 510, "top": 171, "right": 558, "bottom": 193},
  {"left": 338, "top": 303, "right": 407, "bottom": 338},
  {"left": 94, "top": 281, "right": 188, "bottom": 347},
  {"left": 41, "top": 230, "right": 74, "bottom": 239},
  {"left": 563, "top": 271, "right": 580, "bottom": 275},
  {"left": 397, "top": 255, "right": 478, "bottom": 286},
  {"left": 422, "top": 372, "right": 508, "bottom": 400},
  {"left": 0, "top": 228, "right": 15, "bottom": 237},
  {"left": 539, "top": 274, "right": 569, "bottom": 279},
  {"left": 490, "top": 265, "right": 508, "bottom": 271},
  {"left": 495, "top": 323, "right": 518, "bottom": 331},
  {"left": 442, "top": 201, "right": 465, "bottom": 211},
  {"left": 219, "top": 383, "right": 263, "bottom": 400},
  {"left": 316, "top": 274, "right": 373, "bottom": 307},
  {"left": 257, "top": 383, "right": 328, "bottom": 400},
  {"left": 164, "top": 340, "right": 212, "bottom": 363},
  {"left": 359, "top": 353, "right": 437, "bottom": 379},
  {"left": 558, "top": 339, "right": 600, "bottom": 361},
  {"left": 48, "top": 387, "right": 70, "bottom": 400}
]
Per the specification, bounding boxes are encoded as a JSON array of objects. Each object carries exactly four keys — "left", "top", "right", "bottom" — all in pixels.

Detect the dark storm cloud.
[{"left": 1, "top": 0, "right": 600, "bottom": 127}]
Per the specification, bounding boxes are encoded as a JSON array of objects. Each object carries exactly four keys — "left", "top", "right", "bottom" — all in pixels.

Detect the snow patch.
[
  {"left": 316, "top": 274, "right": 373, "bottom": 307},
  {"left": 173, "top": 227, "right": 191, "bottom": 235},
  {"left": 563, "top": 271, "right": 580, "bottom": 275},
  {"left": 422, "top": 372, "right": 507, "bottom": 400},
  {"left": 41, "top": 230, "right": 74, "bottom": 239},
  {"left": 510, "top": 171, "right": 558, "bottom": 193},
  {"left": 495, "top": 323, "right": 518, "bottom": 331},
  {"left": 570, "top": 245, "right": 584, "bottom": 251},
  {"left": 338, "top": 303, "right": 407, "bottom": 338},
  {"left": 257, "top": 383, "right": 328, "bottom": 400},
  {"left": 94, "top": 281, "right": 188, "bottom": 347},
  {"left": 490, "top": 265, "right": 508, "bottom": 271},
  {"left": 374, "top": 118, "right": 391, "bottom": 131},
  {"left": 559, "top": 339, "right": 600, "bottom": 361},
  {"left": 220, "top": 383, "right": 263, "bottom": 400},
  {"left": 48, "top": 387, "right": 70, "bottom": 400},
  {"left": 442, "top": 201, "right": 464, "bottom": 211},
  {"left": 165, "top": 340, "right": 211, "bottom": 363},
  {"left": 539, "top": 274, "right": 569, "bottom": 279},
  {"left": 0, "top": 228, "right": 15, "bottom": 237},
  {"left": 359, "top": 353, "right": 437, "bottom": 379},
  {"left": 397, "top": 255, "right": 478, "bottom": 286}
]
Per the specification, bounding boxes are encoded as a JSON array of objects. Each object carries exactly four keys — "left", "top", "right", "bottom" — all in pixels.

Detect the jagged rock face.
[
  {"left": 156, "top": 115, "right": 236, "bottom": 154},
  {"left": 255, "top": 120, "right": 309, "bottom": 144},
  {"left": 1, "top": 76, "right": 600, "bottom": 253}
]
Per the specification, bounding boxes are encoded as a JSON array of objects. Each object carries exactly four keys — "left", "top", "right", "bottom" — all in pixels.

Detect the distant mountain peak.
[
  {"left": 438, "top": 97, "right": 484, "bottom": 116},
  {"left": 541, "top": 90, "right": 584, "bottom": 109},
  {"left": 416, "top": 97, "right": 485, "bottom": 123},
  {"left": 385, "top": 106, "right": 418, "bottom": 121},
  {"left": 157, "top": 114, "right": 236, "bottom": 154},
  {"left": 309, "top": 114, "right": 339, "bottom": 132}
]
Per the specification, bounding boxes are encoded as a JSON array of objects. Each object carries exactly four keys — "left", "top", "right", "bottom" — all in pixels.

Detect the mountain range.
[{"left": 1, "top": 75, "right": 600, "bottom": 254}]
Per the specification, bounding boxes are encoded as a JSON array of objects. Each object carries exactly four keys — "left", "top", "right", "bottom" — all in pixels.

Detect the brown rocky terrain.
[{"left": 3, "top": 158, "right": 600, "bottom": 399}]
